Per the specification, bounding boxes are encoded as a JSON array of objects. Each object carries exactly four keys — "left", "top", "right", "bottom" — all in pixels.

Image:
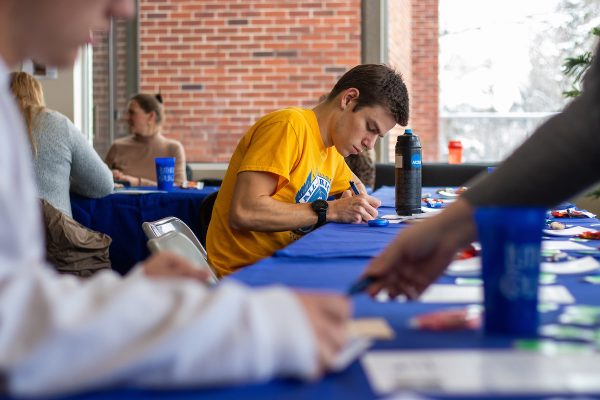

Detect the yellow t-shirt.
[{"left": 207, "top": 107, "right": 352, "bottom": 276}]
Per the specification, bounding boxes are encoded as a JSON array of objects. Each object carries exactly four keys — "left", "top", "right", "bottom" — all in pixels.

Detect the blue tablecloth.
[
  {"left": 71, "top": 186, "right": 218, "bottom": 274},
  {"left": 275, "top": 222, "right": 402, "bottom": 258},
  {"left": 62, "top": 186, "right": 600, "bottom": 399}
]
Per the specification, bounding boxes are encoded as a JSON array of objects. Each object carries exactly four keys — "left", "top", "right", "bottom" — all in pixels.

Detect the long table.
[
  {"left": 71, "top": 186, "right": 218, "bottom": 274},
  {"left": 65, "top": 186, "right": 600, "bottom": 399}
]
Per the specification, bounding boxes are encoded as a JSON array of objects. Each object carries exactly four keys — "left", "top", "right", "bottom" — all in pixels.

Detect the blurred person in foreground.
[
  {"left": 0, "top": 0, "right": 349, "bottom": 396},
  {"left": 362, "top": 43, "right": 600, "bottom": 300},
  {"left": 10, "top": 71, "right": 113, "bottom": 217},
  {"left": 105, "top": 92, "right": 187, "bottom": 186}
]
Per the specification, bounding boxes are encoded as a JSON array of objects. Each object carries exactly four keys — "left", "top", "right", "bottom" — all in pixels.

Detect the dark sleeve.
[{"left": 463, "top": 44, "right": 600, "bottom": 207}]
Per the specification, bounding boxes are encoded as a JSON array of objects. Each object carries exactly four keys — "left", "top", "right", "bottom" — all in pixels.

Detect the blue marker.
[
  {"left": 368, "top": 218, "right": 389, "bottom": 227},
  {"left": 349, "top": 180, "right": 360, "bottom": 195},
  {"left": 347, "top": 276, "right": 377, "bottom": 296}
]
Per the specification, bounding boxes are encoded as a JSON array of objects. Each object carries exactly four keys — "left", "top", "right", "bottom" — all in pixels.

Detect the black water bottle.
[{"left": 395, "top": 129, "right": 422, "bottom": 215}]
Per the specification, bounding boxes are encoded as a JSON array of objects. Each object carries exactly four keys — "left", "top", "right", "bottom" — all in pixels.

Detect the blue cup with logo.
[
  {"left": 475, "top": 207, "right": 546, "bottom": 337},
  {"left": 155, "top": 157, "right": 175, "bottom": 191}
]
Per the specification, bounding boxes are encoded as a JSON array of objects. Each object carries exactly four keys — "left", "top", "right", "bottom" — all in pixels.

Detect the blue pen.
[
  {"left": 347, "top": 276, "right": 377, "bottom": 296},
  {"left": 349, "top": 180, "right": 360, "bottom": 195}
]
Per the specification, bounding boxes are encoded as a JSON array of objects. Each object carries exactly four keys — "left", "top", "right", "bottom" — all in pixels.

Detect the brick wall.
[
  {"left": 92, "top": 0, "right": 440, "bottom": 163},
  {"left": 138, "top": 0, "right": 362, "bottom": 162},
  {"left": 409, "top": 0, "right": 438, "bottom": 161},
  {"left": 386, "top": 0, "right": 438, "bottom": 161},
  {"left": 386, "top": 0, "right": 413, "bottom": 161}
]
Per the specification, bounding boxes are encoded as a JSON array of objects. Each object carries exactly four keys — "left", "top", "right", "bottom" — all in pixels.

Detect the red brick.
[{"left": 103, "top": 0, "right": 439, "bottom": 163}]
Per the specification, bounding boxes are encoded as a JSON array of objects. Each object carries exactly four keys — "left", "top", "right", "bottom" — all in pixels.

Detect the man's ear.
[{"left": 340, "top": 88, "right": 360, "bottom": 110}]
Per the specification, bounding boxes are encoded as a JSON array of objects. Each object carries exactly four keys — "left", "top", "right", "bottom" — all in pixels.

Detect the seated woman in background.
[
  {"left": 10, "top": 72, "right": 113, "bottom": 218},
  {"left": 105, "top": 93, "right": 186, "bottom": 186}
]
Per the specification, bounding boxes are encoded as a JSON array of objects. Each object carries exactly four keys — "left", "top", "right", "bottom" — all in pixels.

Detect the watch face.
[{"left": 312, "top": 199, "right": 328, "bottom": 211}]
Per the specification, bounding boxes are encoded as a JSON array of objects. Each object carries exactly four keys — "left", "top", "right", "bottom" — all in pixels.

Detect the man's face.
[
  {"left": 16, "top": 0, "right": 135, "bottom": 67},
  {"left": 332, "top": 100, "right": 397, "bottom": 157}
]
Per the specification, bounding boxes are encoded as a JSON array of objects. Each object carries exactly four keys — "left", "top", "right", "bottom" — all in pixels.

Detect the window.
[{"left": 439, "top": 0, "right": 600, "bottom": 162}]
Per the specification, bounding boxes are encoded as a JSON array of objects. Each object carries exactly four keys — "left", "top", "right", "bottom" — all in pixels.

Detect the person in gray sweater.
[
  {"left": 10, "top": 72, "right": 113, "bottom": 217},
  {"left": 361, "top": 42, "right": 600, "bottom": 299}
]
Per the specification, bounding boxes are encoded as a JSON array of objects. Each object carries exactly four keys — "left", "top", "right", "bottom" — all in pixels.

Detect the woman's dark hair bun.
[{"left": 155, "top": 93, "right": 163, "bottom": 104}]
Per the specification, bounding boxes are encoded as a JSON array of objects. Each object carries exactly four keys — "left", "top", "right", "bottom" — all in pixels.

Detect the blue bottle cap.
[
  {"left": 404, "top": 129, "right": 413, "bottom": 134},
  {"left": 368, "top": 218, "right": 389, "bottom": 227}
]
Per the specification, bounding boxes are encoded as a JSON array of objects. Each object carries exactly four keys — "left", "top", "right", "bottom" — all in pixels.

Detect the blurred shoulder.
[{"left": 35, "top": 109, "right": 69, "bottom": 128}]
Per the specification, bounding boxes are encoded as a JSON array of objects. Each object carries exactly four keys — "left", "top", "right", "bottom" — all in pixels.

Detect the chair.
[
  {"left": 200, "top": 178, "right": 223, "bottom": 187},
  {"left": 199, "top": 191, "right": 218, "bottom": 248},
  {"left": 185, "top": 163, "right": 193, "bottom": 181},
  {"left": 142, "top": 216, "right": 219, "bottom": 281},
  {"left": 146, "top": 231, "right": 218, "bottom": 284},
  {"left": 374, "top": 163, "right": 395, "bottom": 190},
  {"left": 422, "top": 163, "right": 495, "bottom": 187},
  {"left": 374, "top": 162, "right": 496, "bottom": 189}
]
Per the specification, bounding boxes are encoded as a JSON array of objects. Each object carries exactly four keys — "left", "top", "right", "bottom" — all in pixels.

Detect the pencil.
[{"left": 347, "top": 276, "right": 377, "bottom": 296}]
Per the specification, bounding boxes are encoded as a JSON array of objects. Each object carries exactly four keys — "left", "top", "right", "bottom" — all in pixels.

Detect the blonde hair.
[{"left": 9, "top": 71, "right": 46, "bottom": 154}]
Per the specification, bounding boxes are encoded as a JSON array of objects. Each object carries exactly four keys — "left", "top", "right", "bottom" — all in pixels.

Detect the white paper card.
[
  {"left": 542, "top": 241, "right": 592, "bottom": 251},
  {"left": 445, "top": 257, "right": 481, "bottom": 276},
  {"left": 375, "top": 284, "right": 574, "bottom": 304},
  {"left": 543, "top": 226, "right": 595, "bottom": 237},
  {"left": 362, "top": 350, "right": 600, "bottom": 395},
  {"left": 380, "top": 213, "right": 438, "bottom": 222},
  {"left": 541, "top": 256, "right": 600, "bottom": 275},
  {"left": 446, "top": 256, "right": 600, "bottom": 276},
  {"left": 420, "top": 206, "right": 442, "bottom": 214}
]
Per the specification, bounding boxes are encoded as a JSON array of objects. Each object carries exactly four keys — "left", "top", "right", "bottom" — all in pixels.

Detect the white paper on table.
[
  {"left": 420, "top": 206, "right": 443, "bottom": 214},
  {"left": 542, "top": 241, "right": 593, "bottom": 251},
  {"left": 541, "top": 256, "right": 600, "bottom": 275},
  {"left": 362, "top": 350, "right": 600, "bottom": 395},
  {"left": 386, "top": 219, "right": 404, "bottom": 224},
  {"left": 381, "top": 214, "right": 404, "bottom": 220},
  {"left": 380, "top": 213, "right": 438, "bottom": 222},
  {"left": 375, "top": 284, "right": 574, "bottom": 304},
  {"left": 543, "top": 226, "right": 596, "bottom": 237},
  {"left": 445, "top": 257, "right": 481, "bottom": 276},
  {"left": 446, "top": 256, "right": 600, "bottom": 276}
]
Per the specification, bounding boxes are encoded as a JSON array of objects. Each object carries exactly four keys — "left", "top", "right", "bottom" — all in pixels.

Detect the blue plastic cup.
[
  {"left": 474, "top": 207, "right": 546, "bottom": 337},
  {"left": 155, "top": 157, "right": 175, "bottom": 191}
]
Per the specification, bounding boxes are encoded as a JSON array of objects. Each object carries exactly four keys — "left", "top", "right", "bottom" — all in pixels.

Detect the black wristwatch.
[{"left": 311, "top": 199, "right": 329, "bottom": 228}]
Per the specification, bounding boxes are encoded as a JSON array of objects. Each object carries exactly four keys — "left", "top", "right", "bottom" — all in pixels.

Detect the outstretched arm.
[
  {"left": 364, "top": 198, "right": 476, "bottom": 299},
  {"left": 229, "top": 170, "right": 381, "bottom": 232}
]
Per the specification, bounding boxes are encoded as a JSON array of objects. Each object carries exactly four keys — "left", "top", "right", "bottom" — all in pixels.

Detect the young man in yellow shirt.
[{"left": 208, "top": 64, "right": 410, "bottom": 276}]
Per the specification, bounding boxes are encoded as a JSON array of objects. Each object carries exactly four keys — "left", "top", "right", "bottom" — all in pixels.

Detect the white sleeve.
[{"left": 2, "top": 265, "right": 316, "bottom": 396}]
